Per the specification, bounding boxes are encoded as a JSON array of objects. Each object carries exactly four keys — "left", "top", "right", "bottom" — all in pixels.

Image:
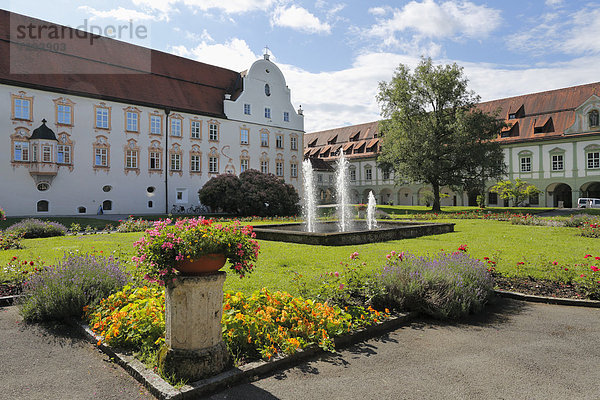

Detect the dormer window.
[
  {"left": 589, "top": 110, "right": 599, "bottom": 128},
  {"left": 508, "top": 105, "right": 525, "bottom": 120}
]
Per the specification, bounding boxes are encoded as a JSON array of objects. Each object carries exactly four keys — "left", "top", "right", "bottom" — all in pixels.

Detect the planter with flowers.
[{"left": 133, "top": 217, "right": 260, "bottom": 285}]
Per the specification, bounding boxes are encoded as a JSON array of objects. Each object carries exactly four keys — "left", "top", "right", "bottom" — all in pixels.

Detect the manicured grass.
[{"left": 2, "top": 218, "right": 597, "bottom": 294}]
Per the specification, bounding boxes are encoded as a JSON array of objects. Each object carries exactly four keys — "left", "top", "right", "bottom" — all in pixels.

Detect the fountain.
[
  {"left": 336, "top": 149, "right": 353, "bottom": 232},
  {"left": 367, "top": 191, "right": 377, "bottom": 230},
  {"left": 302, "top": 159, "right": 318, "bottom": 232},
  {"left": 253, "top": 152, "right": 455, "bottom": 245}
]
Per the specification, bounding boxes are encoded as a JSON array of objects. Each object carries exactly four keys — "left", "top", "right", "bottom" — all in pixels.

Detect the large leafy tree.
[{"left": 377, "top": 58, "right": 506, "bottom": 211}]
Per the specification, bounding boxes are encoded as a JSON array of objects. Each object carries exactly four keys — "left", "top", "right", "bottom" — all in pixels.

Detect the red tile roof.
[
  {"left": 476, "top": 81, "right": 600, "bottom": 143},
  {"left": 0, "top": 10, "right": 242, "bottom": 117},
  {"left": 305, "top": 82, "right": 600, "bottom": 156}
]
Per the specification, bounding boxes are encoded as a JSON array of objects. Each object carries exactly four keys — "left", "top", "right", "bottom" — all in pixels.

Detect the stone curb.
[
  {"left": 0, "top": 295, "right": 21, "bottom": 307},
  {"left": 76, "top": 312, "right": 416, "bottom": 400},
  {"left": 494, "top": 289, "right": 600, "bottom": 308}
]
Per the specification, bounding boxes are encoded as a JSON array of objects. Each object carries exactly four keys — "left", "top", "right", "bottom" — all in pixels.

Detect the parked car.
[{"left": 577, "top": 198, "right": 600, "bottom": 208}]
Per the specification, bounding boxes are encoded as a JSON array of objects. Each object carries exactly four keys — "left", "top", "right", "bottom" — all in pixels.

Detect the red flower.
[
  {"left": 591, "top": 266, "right": 599, "bottom": 272},
  {"left": 584, "top": 254, "right": 592, "bottom": 258},
  {"left": 483, "top": 257, "right": 489, "bottom": 260},
  {"left": 517, "top": 261, "right": 525, "bottom": 265},
  {"left": 552, "top": 261, "right": 558, "bottom": 265}
]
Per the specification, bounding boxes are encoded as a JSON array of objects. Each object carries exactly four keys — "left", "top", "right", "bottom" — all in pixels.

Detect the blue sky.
[{"left": 5, "top": 0, "right": 600, "bottom": 132}]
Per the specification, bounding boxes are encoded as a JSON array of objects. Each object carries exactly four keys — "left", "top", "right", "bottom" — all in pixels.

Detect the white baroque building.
[{"left": 0, "top": 10, "right": 304, "bottom": 216}]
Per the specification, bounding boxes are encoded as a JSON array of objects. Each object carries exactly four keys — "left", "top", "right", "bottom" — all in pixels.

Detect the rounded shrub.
[{"left": 6, "top": 218, "right": 67, "bottom": 238}]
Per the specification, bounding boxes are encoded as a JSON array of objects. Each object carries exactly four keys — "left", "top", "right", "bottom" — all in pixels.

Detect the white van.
[{"left": 577, "top": 198, "right": 600, "bottom": 208}]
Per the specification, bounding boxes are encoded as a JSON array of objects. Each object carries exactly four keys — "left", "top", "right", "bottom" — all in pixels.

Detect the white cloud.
[
  {"left": 271, "top": 5, "right": 331, "bottom": 34},
  {"left": 169, "top": 38, "right": 260, "bottom": 72},
  {"left": 183, "top": 29, "right": 214, "bottom": 42},
  {"left": 78, "top": 6, "right": 162, "bottom": 21},
  {"left": 368, "top": 7, "right": 389, "bottom": 16},
  {"left": 545, "top": 0, "right": 564, "bottom": 7},
  {"left": 132, "top": 0, "right": 277, "bottom": 15},
  {"left": 368, "top": 0, "right": 501, "bottom": 40},
  {"left": 283, "top": 52, "right": 600, "bottom": 132},
  {"left": 508, "top": 7, "right": 600, "bottom": 57}
]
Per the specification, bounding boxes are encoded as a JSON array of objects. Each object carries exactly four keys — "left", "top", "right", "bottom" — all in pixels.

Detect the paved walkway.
[
  {"left": 209, "top": 298, "right": 600, "bottom": 400},
  {"left": 0, "top": 306, "right": 153, "bottom": 400},
  {"left": 2, "top": 298, "right": 599, "bottom": 399}
]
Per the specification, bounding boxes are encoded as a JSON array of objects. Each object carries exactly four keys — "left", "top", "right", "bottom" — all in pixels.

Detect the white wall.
[{"left": 0, "top": 57, "right": 305, "bottom": 216}]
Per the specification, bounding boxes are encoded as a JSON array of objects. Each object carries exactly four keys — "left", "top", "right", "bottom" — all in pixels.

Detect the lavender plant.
[
  {"left": 6, "top": 218, "right": 67, "bottom": 238},
  {"left": 18, "top": 253, "right": 130, "bottom": 321},
  {"left": 376, "top": 249, "right": 494, "bottom": 319}
]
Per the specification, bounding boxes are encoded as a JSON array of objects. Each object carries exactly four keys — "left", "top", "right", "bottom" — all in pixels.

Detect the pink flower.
[
  {"left": 584, "top": 254, "right": 592, "bottom": 259},
  {"left": 552, "top": 261, "right": 558, "bottom": 265},
  {"left": 334, "top": 271, "right": 339, "bottom": 277},
  {"left": 339, "top": 284, "right": 344, "bottom": 290},
  {"left": 350, "top": 252, "right": 359, "bottom": 260},
  {"left": 591, "top": 266, "right": 599, "bottom": 272}
]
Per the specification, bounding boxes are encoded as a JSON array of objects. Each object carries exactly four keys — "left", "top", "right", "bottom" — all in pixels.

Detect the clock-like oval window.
[
  {"left": 265, "top": 83, "right": 271, "bottom": 97},
  {"left": 37, "top": 182, "right": 49, "bottom": 191}
]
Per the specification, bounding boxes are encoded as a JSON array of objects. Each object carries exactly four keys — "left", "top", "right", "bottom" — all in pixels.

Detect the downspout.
[{"left": 164, "top": 108, "right": 170, "bottom": 214}]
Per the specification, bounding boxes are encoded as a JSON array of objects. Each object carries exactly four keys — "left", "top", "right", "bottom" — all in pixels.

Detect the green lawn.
[{"left": 2, "top": 218, "right": 597, "bottom": 294}]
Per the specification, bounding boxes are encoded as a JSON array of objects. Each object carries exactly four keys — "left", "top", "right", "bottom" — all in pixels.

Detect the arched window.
[
  {"left": 37, "top": 200, "right": 49, "bottom": 212},
  {"left": 589, "top": 110, "right": 599, "bottom": 128},
  {"left": 102, "top": 200, "right": 112, "bottom": 211},
  {"left": 78, "top": 206, "right": 86, "bottom": 214}
]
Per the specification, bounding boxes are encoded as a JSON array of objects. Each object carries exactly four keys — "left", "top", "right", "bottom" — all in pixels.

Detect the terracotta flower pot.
[{"left": 176, "top": 253, "right": 227, "bottom": 276}]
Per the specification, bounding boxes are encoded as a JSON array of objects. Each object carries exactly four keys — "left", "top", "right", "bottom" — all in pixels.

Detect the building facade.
[
  {"left": 1, "top": 10, "right": 303, "bottom": 216},
  {"left": 305, "top": 83, "right": 600, "bottom": 208}
]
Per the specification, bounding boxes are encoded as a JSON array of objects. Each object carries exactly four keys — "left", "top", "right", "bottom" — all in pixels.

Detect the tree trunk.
[{"left": 432, "top": 183, "right": 441, "bottom": 212}]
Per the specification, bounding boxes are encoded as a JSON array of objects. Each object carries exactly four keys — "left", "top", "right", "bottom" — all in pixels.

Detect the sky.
[{"left": 4, "top": 0, "right": 600, "bottom": 132}]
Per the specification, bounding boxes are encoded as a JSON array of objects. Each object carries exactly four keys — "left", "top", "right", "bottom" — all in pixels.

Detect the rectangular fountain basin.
[{"left": 252, "top": 221, "right": 455, "bottom": 246}]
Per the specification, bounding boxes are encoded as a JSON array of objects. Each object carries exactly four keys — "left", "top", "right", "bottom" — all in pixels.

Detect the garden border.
[
  {"left": 494, "top": 290, "right": 600, "bottom": 308},
  {"left": 76, "top": 312, "right": 416, "bottom": 400}
]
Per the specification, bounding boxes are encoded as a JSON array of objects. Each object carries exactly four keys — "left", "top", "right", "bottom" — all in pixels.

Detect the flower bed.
[
  {"left": 86, "top": 286, "right": 386, "bottom": 369},
  {"left": 0, "top": 231, "right": 23, "bottom": 250}
]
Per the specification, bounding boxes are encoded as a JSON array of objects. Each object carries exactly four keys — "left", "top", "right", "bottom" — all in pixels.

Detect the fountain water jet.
[
  {"left": 335, "top": 149, "right": 353, "bottom": 232},
  {"left": 302, "top": 159, "right": 318, "bottom": 232},
  {"left": 367, "top": 191, "right": 377, "bottom": 230}
]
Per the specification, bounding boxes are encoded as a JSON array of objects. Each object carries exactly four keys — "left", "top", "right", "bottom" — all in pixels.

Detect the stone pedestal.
[{"left": 158, "top": 271, "right": 231, "bottom": 382}]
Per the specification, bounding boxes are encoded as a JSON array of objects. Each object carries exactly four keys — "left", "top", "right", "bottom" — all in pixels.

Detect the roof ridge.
[{"left": 479, "top": 81, "right": 600, "bottom": 105}]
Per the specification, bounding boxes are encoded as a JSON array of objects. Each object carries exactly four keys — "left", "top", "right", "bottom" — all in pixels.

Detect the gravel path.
[
  {"left": 0, "top": 306, "right": 154, "bottom": 400},
  {"left": 209, "top": 298, "right": 600, "bottom": 400}
]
